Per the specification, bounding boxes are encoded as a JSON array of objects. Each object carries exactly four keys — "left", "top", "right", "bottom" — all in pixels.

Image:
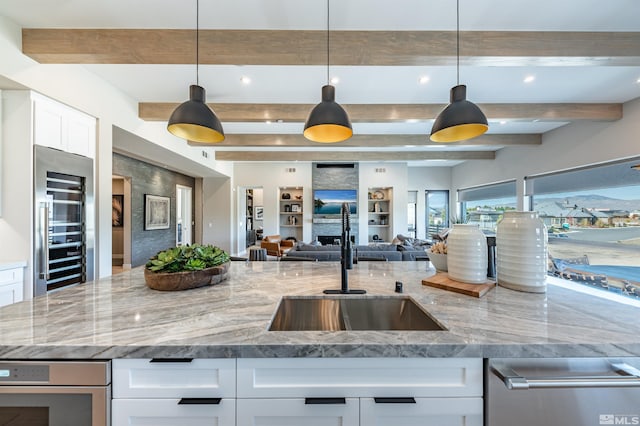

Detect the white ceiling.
[{"left": 1, "top": 0, "right": 640, "bottom": 167}]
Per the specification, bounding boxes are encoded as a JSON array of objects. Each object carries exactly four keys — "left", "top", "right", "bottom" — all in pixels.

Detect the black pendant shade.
[
  {"left": 303, "top": 85, "right": 353, "bottom": 143},
  {"left": 168, "top": 85, "right": 225, "bottom": 143},
  {"left": 430, "top": 85, "right": 488, "bottom": 143}
]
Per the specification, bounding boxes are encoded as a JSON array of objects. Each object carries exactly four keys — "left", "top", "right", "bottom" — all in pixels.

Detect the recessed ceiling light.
[
  {"left": 265, "top": 120, "right": 272, "bottom": 124},
  {"left": 418, "top": 76, "right": 430, "bottom": 85},
  {"left": 330, "top": 76, "right": 340, "bottom": 84},
  {"left": 404, "top": 145, "right": 416, "bottom": 148},
  {"left": 499, "top": 120, "right": 507, "bottom": 125},
  {"left": 405, "top": 119, "right": 419, "bottom": 123},
  {"left": 240, "top": 76, "right": 251, "bottom": 85},
  {"left": 636, "top": 77, "right": 640, "bottom": 84},
  {"left": 523, "top": 75, "right": 535, "bottom": 84}
]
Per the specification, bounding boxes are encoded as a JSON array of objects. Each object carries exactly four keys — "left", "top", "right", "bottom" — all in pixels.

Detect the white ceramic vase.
[
  {"left": 496, "top": 211, "right": 548, "bottom": 293},
  {"left": 447, "top": 224, "right": 488, "bottom": 284}
]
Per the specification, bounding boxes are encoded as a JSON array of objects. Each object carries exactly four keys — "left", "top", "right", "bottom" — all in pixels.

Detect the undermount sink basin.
[{"left": 268, "top": 296, "right": 446, "bottom": 331}]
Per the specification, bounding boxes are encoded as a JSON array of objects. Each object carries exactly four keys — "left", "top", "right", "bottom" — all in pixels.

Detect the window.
[
  {"left": 458, "top": 181, "right": 517, "bottom": 233},
  {"left": 425, "top": 190, "right": 449, "bottom": 238},
  {"left": 407, "top": 191, "right": 417, "bottom": 238},
  {"left": 527, "top": 157, "right": 640, "bottom": 300}
]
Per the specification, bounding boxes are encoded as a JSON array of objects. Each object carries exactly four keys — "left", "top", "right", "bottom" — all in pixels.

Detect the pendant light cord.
[
  {"left": 456, "top": 0, "right": 460, "bottom": 85},
  {"left": 326, "top": 0, "right": 330, "bottom": 85},
  {"left": 196, "top": 0, "right": 200, "bottom": 86}
]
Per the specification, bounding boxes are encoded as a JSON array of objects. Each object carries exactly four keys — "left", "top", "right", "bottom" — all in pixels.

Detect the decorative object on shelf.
[
  {"left": 303, "top": 0, "right": 352, "bottom": 143},
  {"left": 284, "top": 204, "right": 291, "bottom": 212},
  {"left": 144, "top": 194, "right": 170, "bottom": 230},
  {"left": 430, "top": 0, "right": 488, "bottom": 143},
  {"left": 496, "top": 211, "right": 548, "bottom": 293},
  {"left": 373, "top": 190, "right": 384, "bottom": 200},
  {"left": 144, "top": 244, "right": 230, "bottom": 291},
  {"left": 288, "top": 215, "right": 297, "bottom": 225},
  {"left": 167, "top": 0, "right": 224, "bottom": 144},
  {"left": 447, "top": 224, "right": 488, "bottom": 284},
  {"left": 374, "top": 202, "right": 381, "bottom": 212},
  {"left": 281, "top": 192, "right": 291, "bottom": 200},
  {"left": 291, "top": 203, "right": 301, "bottom": 212},
  {"left": 254, "top": 206, "right": 263, "bottom": 220}
]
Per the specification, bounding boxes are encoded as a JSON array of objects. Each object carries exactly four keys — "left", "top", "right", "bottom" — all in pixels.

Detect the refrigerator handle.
[
  {"left": 39, "top": 202, "right": 50, "bottom": 280},
  {"left": 491, "top": 362, "right": 640, "bottom": 390}
]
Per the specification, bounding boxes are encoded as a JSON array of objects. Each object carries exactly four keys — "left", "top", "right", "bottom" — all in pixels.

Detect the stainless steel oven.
[{"left": 0, "top": 361, "right": 110, "bottom": 426}]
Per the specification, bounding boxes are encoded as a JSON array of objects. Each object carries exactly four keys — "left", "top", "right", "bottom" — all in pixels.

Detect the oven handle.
[{"left": 491, "top": 362, "right": 640, "bottom": 390}]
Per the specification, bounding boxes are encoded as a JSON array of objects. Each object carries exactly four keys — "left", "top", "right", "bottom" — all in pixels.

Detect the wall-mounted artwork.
[
  {"left": 145, "top": 194, "right": 170, "bottom": 230},
  {"left": 254, "top": 206, "right": 264, "bottom": 220},
  {"left": 112, "top": 194, "right": 124, "bottom": 227}
]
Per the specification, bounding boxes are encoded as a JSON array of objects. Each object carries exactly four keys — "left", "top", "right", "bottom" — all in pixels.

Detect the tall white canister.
[
  {"left": 496, "top": 211, "right": 548, "bottom": 293},
  {"left": 447, "top": 224, "right": 488, "bottom": 284}
]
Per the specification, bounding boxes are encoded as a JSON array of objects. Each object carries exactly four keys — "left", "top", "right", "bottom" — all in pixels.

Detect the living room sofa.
[{"left": 288, "top": 243, "right": 427, "bottom": 262}]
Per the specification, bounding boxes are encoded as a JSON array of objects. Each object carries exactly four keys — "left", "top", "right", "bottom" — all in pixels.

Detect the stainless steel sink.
[{"left": 268, "top": 296, "right": 446, "bottom": 331}]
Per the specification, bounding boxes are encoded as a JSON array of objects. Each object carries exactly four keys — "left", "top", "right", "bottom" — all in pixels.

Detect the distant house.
[{"left": 535, "top": 201, "right": 612, "bottom": 227}]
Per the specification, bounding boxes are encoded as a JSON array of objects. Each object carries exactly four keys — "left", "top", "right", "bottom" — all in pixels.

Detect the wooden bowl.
[{"left": 144, "top": 262, "right": 230, "bottom": 291}]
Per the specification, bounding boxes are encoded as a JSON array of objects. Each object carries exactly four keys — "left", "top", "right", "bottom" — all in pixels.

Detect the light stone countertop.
[{"left": 0, "top": 261, "right": 638, "bottom": 359}]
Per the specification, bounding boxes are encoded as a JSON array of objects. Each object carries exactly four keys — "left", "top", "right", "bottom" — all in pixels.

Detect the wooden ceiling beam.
[
  {"left": 214, "top": 151, "right": 496, "bottom": 162},
  {"left": 212, "top": 133, "right": 539, "bottom": 147},
  {"left": 139, "top": 102, "right": 621, "bottom": 122},
  {"left": 23, "top": 29, "right": 640, "bottom": 66}
]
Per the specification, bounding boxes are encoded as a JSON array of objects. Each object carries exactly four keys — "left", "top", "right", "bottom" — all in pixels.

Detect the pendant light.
[
  {"left": 167, "top": 0, "right": 225, "bottom": 143},
  {"left": 303, "top": 0, "right": 353, "bottom": 143},
  {"left": 430, "top": 0, "right": 488, "bottom": 143}
]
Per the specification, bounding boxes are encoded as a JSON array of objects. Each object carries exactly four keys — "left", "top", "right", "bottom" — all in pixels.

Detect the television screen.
[{"left": 313, "top": 189, "right": 357, "bottom": 215}]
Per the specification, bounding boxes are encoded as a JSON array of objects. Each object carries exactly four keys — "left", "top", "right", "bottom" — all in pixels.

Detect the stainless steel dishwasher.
[{"left": 486, "top": 358, "right": 640, "bottom": 426}]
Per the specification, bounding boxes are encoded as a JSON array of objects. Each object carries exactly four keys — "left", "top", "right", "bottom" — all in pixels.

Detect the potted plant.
[{"left": 144, "top": 244, "right": 231, "bottom": 291}]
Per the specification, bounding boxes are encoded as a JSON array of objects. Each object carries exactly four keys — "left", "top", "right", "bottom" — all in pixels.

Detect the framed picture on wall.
[
  {"left": 291, "top": 204, "right": 301, "bottom": 212},
  {"left": 254, "top": 206, "right": 264, "bottom": 220},
  {"left": 112, "top": 194, "right": 124, "bottom": 227},
  {"left": 144, "top": 194, "right": 170, "bottom": 230}
]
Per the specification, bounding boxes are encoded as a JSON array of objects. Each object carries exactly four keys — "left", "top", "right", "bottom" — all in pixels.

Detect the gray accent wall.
[
  {"left": 312, "top": 163, "right": 359, "bottom": 241},
  {"left": 113, "top": 153, "right": 195, "bottom": 267}
]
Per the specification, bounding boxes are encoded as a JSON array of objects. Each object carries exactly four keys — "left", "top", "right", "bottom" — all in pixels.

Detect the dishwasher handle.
[{"left": 491, "top": 362, "right": 640, "bottom": 390}]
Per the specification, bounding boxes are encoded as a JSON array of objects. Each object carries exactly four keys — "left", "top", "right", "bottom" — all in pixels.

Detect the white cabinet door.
[
  {"left": 32, "top": 94, "right": 96, "bottom": 158},
  {"left": 33, "top": 96, "right": 64, "bottom": 151},
  {"left": 112, "top": 398, "right": 235, "bottom": 426},
  {"left": 0, "top": 267, "right": 24, "bottom": 307},
  {"left": 360, "top": 397, "right": 483, "bottom": 426},
  {"left": 237, "top": 358, "right": 483, "bottom": 398},
  {"left": 237, "top": 398, "right": 359, "bottom": 426},
  {"left": 112, "top": 359, "right": 236, "bottom": 398}
]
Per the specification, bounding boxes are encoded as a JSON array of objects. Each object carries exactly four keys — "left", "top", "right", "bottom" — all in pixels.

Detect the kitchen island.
[{"left": 0, "top": 261, "right": 638, "bottom": 359}]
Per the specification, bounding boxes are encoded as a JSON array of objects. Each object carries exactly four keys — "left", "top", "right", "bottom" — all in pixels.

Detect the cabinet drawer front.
[
  {"left": 113, "top": 359, "right": 236, "bottom": 398},
  {"left": 360, "top": 397, "right": 483, "bottom": 426},
  {"left": 0, "top": 282, "right": 23, "bottom": 307},
  {"left": 237, "top": 398, "right": 359, "bottom": 426},
  {"left": 112, "top": 398, "right": 235, "bottom": 426},
  {"left": 237, "top": 358, "right": 482, "bottom": 398},
  {"left": 0, "top": 268, "right": 22, "bottom": 286}
]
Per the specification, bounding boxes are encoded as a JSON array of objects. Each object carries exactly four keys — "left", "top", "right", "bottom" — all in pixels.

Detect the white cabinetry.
[
  {"left": 237, "top": 357, "right": 482, "bottom": 426},
  {"left": 112, "top": 359, "right": 236, "bottom": 426},
  {"left": 32, "top": 93, "right": 95, "bottom": 158},
  {"left": 0, "top": 265, "right": 24, "bottom": 307}
]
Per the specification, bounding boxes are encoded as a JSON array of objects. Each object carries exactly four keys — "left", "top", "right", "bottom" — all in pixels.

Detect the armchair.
[{"left": 261, "top": 235, "right": 295, "bottom": 257}]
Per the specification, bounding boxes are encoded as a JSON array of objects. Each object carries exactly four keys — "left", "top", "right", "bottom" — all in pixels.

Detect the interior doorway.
[
  {"left": 176, "top": 185, "right": 193, "bottom": 246},
  {"left": 237, "top": 186, "right": 263, "bottom": 255},
  {"left": 112, "top": 175, "right": 132, "bottom": 275}
]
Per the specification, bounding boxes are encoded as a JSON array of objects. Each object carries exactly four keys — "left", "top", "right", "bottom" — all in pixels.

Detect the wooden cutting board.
[{"left": 422, "top": 273, "right": 495, "bottom": 298}]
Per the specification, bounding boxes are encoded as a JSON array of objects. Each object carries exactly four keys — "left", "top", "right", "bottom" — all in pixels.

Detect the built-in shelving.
[
  {"left": 367, "top": 187, "right": 393, "bottom": 243},
  {"left": 279, "top": 187, "right": 303, "bottom": 241}
]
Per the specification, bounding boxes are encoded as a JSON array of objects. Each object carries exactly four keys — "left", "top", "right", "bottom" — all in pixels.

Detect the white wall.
[
  {"left": 202, "top": 176, "right": 234, "bottom": 253},
  {"left": 451, "top": 97, "right": 640, "bottom": 205}
]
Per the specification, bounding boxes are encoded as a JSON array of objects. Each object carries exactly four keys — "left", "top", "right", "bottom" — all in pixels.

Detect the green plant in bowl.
[{"left": 146, "top": 244, "right": 230, "bottom": 273}]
